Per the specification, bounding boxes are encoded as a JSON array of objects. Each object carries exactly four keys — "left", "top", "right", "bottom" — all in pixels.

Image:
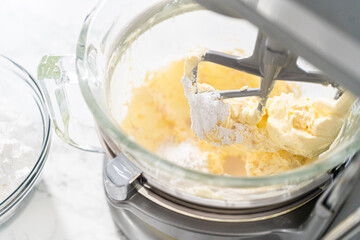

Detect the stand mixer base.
[{"left": 107, "top": 199, "right": 317, "bottom": 240}]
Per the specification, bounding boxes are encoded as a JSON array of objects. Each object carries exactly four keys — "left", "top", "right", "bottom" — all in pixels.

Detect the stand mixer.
[
  {"left": 101, "top": 0, "right": 360, "bottom": 234},
  {"left": 37, "top": 0, "right": 360, "bottom": 239},
  {"left": 187, "top": 1, "right": 360, "bottom": 238}
]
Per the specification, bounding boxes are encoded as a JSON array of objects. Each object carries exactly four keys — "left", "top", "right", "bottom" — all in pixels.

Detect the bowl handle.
[{"left": 38, "top": 55, "right": 103, "bottom": 153}]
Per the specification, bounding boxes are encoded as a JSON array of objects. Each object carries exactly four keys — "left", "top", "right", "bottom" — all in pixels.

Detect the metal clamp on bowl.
[{"left": 104, "top": 153, "right": 143, "bottom": 202}]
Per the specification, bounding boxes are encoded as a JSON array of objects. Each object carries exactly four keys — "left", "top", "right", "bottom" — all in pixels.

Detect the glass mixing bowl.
[
  {"left": 0, "top": 56, "right": 51, "bottom": 224},
  {"left": 40, "top": 0, "right": 360, "bottom": 208}
]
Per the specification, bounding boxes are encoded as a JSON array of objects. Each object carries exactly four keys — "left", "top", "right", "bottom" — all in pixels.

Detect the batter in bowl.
[
  {"left": 120, "top": 50, "right": 340, "bottom": 176},
  {"left": 182, "top": 51, "right": 355, "bottom": 159}
]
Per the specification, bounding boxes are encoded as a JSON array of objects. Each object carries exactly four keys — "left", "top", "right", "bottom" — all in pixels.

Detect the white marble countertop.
[{"left": 0, "top": 0, "right": 125, "bottom": 239}]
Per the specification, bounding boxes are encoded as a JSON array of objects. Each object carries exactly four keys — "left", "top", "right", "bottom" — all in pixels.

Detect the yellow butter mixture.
[
  {"left": 120, "top": 52, "right": 346, "bottom": 176},
  {"left": 183, "top": 52, "right": 355, "bottom": 159}
]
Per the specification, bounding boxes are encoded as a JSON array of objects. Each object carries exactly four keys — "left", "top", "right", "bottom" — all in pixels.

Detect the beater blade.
[{"left": 190, "top": 31, "right": 341, "bottom": 113}]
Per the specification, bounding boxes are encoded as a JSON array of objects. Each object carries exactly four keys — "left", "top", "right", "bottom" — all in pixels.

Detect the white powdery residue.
[
  {"left": 181, "top": 74, "right": 229, "bottom": 139},
  {"left": 234, "top": 123, "right": 249, "bottom": 144},
  {"left": 217, "top": 126, "right": 234, "bottom": 146},
  {"left": 156, "top": 140, "right": 208, "bottom": 172},
  {"left": 0, "top": 99, "right": 41, "bottom": 203},
  {"left": 215, "top": 124, "right": 248, "bottom": 146}
]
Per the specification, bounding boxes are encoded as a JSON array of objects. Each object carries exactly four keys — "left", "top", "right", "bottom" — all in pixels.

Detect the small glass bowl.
[{"left": 0, "top": 55, "right": 51, "bottom": 224}]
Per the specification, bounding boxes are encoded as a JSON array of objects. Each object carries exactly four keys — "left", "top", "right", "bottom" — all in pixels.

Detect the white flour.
[
  {"left": 181, "top": 74, "right": 229, "bottom": 140},
  {"left": 0, "top": 99, "right": 41, "bottom": 203},
  {"left": 156, "top": 140, "right": 208, "bottom": 172},
  {"left": 181, "top": 55, "right": 258, "bottom": 147}
]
